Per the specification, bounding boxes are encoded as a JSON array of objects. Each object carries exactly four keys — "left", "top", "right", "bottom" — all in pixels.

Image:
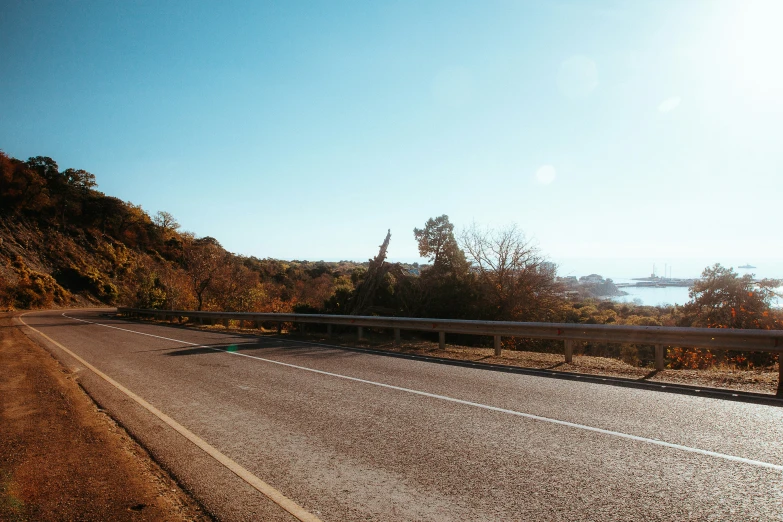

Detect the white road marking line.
[
  {"left": 259, "top": 337, "right": 783, "bottom": 402},
  {"left": 62, "top": 312, "right": 783, "bottom": 473},
  {"left": 65, "top": 314, "right": 203, "bottom": 345},
  {"left": 20, "top": 312, "right": 322, "bottom": 522}
]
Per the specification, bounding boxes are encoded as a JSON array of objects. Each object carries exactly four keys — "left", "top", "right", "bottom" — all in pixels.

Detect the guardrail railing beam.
[{"left": 117, "top": 308, "right": 783, "bottom": 394}]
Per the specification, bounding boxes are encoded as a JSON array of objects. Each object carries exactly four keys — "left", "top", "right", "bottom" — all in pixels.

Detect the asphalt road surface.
[{"left": 20, "top": 309, "right": 783, "bottom": 521}]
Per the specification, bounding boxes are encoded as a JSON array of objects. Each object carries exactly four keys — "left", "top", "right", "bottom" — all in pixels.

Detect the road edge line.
[{"left": 19, "top": 312, "right": 323, "bottom": 522}]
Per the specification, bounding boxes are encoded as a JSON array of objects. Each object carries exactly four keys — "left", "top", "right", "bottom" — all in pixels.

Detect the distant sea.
[
  {"left": 552, "top": 257, "right": 783, "bottom": 281},
  {"left": 609, "top": 279, "right": 692, "bottom": 307},
  {"left": 378, "top": 256, "right": 783, "bottom": 308},
  {"left": 553, "top": 257, "right": 783, "bottom": 308}
]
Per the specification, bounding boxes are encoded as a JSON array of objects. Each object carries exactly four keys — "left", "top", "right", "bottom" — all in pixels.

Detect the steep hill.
[{"left": 0, "top": 150, "right": 363, "bottom": 312}]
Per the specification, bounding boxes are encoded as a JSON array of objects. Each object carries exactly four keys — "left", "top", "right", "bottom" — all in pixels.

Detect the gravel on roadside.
[{"left": 0, "top": 313, "right": 212, "bottom": 522}]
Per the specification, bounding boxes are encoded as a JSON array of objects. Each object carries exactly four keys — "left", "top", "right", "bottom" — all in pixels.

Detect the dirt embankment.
[
  {"left": 218, "top": 323, "right": 778, "bottom": 396},
  {"left": 0, "top": 314, "right": 210, "bottom": 521},
  {"left": 335, "top": 335, "right": 781, "bottom": 395}
]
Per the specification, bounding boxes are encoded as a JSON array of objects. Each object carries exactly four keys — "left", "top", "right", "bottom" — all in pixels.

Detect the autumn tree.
[
  {"left": 0, "top": 152, "right": 49, "bottom": 214},
  {"left": 157, "top": 262, "right": 197, "bottom": 310},
  {"left": 26, "top": 156, "right": 60, "bottom": 181},
  {"left": 680, "top": 264, "right": 781, "bottom": 329},
  {"left": 209, "top": 257, "right": 260, "bottom": 311},
  {"left": 56, "top": 168, "right": 98, "bottom": 227},
  {"left": 183, "top": 237, "right": 225, "bottom": 311},
  {"left": 118, "top": 203, "right": 154, "bottom": 249},
  {"left": 293, "top": 273, "right": 336, "bottom": 310},
  {"left": 62, "top": 168, "right": 97, "bottom": 192}
]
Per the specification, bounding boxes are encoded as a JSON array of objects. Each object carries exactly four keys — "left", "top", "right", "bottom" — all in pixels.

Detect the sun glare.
[
  {"left": 728, "top": 0, "right": 783, "bottom": 95},
  {"left": 535, "top": 165, "right": 556, "bottom": 185}
]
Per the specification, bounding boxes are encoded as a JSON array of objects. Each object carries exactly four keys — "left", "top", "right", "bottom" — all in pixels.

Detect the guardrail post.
[
  {"left": 277, "top": 322, "right": 282, "bottom": 334},
  {"left": 439, "top": 331, "right": 445, "bottom": 350},
  {"left": 778, "top": 354, "right": 782, "bottom": 397},
  {"left": 494, "top": 335, "right": 502, "bottom": 356},
  {"left": 358, "top": 326, "right": 364, "bottom": 340},
  {"left": 655, "top": 344, "right": 665, "bottom": 371},
  {"left": 223, "top": 318, "right": 229, "bottom": 328},
  {"left": 300, "top": 322, "right": 306, "bottom": 333},
  {"left": 564, "top": 340, "right": 573, "bottom": 363},
  {"left": 394, "top": 328, "right": 401, "bottom": 344},
  {"left": 327, "top": 324, "right": 333, "bottom": 337}
]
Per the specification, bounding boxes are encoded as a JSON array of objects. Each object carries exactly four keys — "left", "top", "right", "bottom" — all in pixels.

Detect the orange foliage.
[{"left": 668, "top": 347, "right": 716, "bottom": 370}]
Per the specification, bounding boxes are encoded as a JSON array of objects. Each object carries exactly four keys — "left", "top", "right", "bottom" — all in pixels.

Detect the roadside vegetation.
[{"left": 2, "top": 151, "right": 781, "bottom": 372}]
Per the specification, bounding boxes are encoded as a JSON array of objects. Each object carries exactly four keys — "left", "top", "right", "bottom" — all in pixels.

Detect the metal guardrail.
[{"left": 117, "top": 307, "right": 783, "bottom": 395}]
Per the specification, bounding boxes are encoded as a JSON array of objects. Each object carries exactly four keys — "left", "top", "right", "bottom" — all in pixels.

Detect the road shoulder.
[{"left": 0, "top": 313, "right": 211, "bottom": 521}]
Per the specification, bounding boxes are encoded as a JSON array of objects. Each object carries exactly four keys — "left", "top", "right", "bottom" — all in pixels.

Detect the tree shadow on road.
[
  {"left": 638, "top": 369, "right": 660, "bottom": 380},
  {"left": 162, "top": 337, "right": 367, "bottom": 363}
]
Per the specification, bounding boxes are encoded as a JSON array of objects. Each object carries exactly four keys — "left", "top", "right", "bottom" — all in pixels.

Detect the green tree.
[
  {"left": 413, "top": 215, "right": 466, "bottom": 270},
  {"left": 410, "top": 216, "right": 474, "bottom": 318}
]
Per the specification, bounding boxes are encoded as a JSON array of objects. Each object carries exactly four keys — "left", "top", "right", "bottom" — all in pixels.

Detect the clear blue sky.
[{"left": 2, "top": 1, "right": 781, "bottom": 275}]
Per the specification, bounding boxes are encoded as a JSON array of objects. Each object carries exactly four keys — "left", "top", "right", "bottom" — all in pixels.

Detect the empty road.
[{"left": 20, "top": 309, "right": 783, "bottom": 521}]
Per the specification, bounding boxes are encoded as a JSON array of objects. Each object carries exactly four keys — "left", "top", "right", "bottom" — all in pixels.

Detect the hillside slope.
[
  {"left": 0, "top": 215, "right": 156, "bottom": 308},
  {"left": 0, "top": 150, "right": 362, "bottom": 312}
]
